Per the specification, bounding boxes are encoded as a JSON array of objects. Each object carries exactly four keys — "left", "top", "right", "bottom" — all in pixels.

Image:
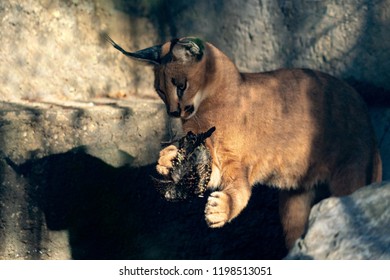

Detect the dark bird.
[{"left": 154, "top": 127, "right": 216, "bottom": 201}]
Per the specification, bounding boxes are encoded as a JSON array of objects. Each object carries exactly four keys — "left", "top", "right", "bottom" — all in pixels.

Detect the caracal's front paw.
[
  {"left": 205, "top": 191, "right": 231, "bottom": 228},
  {"left": 156, "top": 145, "right": 178, "bottom": 177}
]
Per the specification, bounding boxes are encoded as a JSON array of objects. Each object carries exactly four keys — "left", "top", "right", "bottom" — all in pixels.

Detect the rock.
[
  {"left": 0, "top": 99, "right": 171, "bottom": 167},
  {"left": 285, "top": 182, "right": 390, "bottom": 260},
  {"left": 0, "top": 0, "right": 159, "bottom": 102},
  {"left": 1, "top": 0, "right": 390, "bottom": 103}
]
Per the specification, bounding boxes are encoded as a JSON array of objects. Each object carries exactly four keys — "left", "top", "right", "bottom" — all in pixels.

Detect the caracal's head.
[{"left": 106, "top": 35, "right": 208, "bottom": 120}]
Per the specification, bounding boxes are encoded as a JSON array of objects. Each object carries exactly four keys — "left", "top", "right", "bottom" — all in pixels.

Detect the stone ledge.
[{"left": 0, "top": 98, "right": 177, "bottom": 167}]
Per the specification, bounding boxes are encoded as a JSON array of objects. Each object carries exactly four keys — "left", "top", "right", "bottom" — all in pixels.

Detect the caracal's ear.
[
  {"left": 172, "top": 37, "right": 204, "bottom": 63},
  {"left": 104, "top": 34, "right": 162, "bottom": 65}
]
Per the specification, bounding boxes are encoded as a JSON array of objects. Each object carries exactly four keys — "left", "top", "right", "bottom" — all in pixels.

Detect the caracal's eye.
[
  {"left": 178, "top": 82, "right": 187, "bottom": 91},
  {"left": 172, "top": 78, "right": 187, "bottom": 99}
]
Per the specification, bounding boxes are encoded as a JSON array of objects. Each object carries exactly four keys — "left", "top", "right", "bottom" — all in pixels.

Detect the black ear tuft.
[
  {"left": 105, "top": 34, "right": 161, "bottom": 65},
  {"left": 172, "top": 37, "right": 204, "bottom": 62}
]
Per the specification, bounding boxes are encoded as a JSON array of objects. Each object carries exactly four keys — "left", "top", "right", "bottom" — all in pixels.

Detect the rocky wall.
[
  {"left": 1, "top": 0, "right": 390, "bottom": 102},
  {"left": 0, "top": 0, "right": 158, "bottom": 101}
]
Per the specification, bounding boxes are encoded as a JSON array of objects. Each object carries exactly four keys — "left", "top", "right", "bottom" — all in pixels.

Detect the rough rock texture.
[
  {"left": 285, "top": 182, "right": 390, "bottom": 260},
  {"left": 1, "top": 0, "right": 390, "bottom": 103},
  {"left": 0, "top": 99, "right": 170, "bottom": 167},
  {"left": 0, "top": 0, "right": 158, "bottom": 101}
]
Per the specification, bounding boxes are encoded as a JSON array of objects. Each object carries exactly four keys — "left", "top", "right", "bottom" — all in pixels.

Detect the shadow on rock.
[
  {"left": 347, "top": 79, "right": 390, "bottom": 107},
  {"left": 14, "top": 150, "right": 287, "bottom": 259}
]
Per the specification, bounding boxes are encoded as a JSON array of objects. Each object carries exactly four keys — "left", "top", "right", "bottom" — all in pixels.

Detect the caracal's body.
[{"left": 107, "top": 36, "right": 382, "bottom": 249}]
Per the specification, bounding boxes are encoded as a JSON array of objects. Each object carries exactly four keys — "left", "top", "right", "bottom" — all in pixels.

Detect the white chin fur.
[{"left": 183, "top": 90, "right": 205, "bottom": 120}]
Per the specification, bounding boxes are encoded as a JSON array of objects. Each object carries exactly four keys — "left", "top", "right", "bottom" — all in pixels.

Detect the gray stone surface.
[
  {"left": 0, "top": 99, "right": 171, "bottom": 167},
  {"left": 285, "top": 182, "right": 390, "bottom": 260},
  {"left": 0, "top": 0, "right": 158, "bottom": 101},
  {"left": 1, "top": 0, "right": 390, "bottom": 102}
]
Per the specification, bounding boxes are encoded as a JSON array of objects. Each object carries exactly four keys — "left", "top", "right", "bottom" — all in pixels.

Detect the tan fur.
[{"left": 147, "top": 39, "right": 382, "bottom": 249}]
